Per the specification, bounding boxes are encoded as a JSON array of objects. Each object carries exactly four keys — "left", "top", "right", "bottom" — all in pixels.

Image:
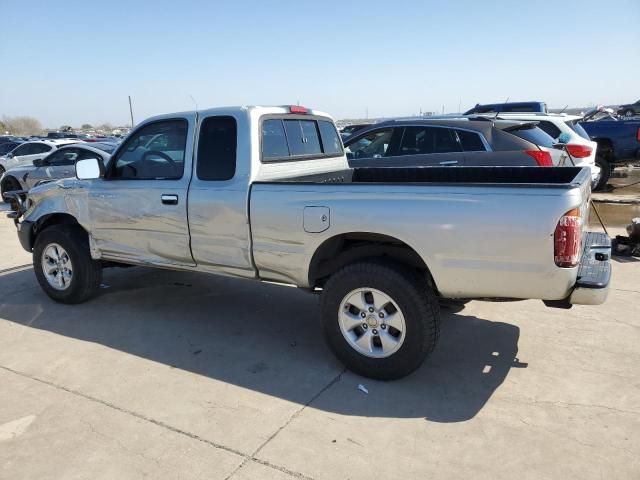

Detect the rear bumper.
[
  {"left": 543, "top": 232, "right": 611, "bottom": 308},
  {"left": 569, "top": 232, "right": 611, "bottom": 305}
]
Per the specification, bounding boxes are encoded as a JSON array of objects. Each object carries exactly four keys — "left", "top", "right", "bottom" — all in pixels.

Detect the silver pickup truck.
[{"left": 6, "top": 105, "right": 611, "bottom": 379}]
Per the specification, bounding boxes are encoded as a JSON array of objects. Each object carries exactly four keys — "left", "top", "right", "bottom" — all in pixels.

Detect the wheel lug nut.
[
  {"left": 362, "top": 324, "right": 368, "bottom": 329},
  {"left": 378, "top": 312, "right": 384, "bottom": 318},
  {"left": 372, "top": 329, "right": 378, "bottom": 335},
  {"left": 368, "top": 307, "right": 374, "bottom": 313},
  {"left": 381, "top": 324, "right": 386, "bottom": 329},
  {"left": 360, "top": 312, "right": 366, "bottom": 318}
]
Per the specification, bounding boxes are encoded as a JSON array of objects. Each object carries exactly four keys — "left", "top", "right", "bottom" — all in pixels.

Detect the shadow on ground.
[{"left": 0, "top": 266, "right": 525, "bottom": 422}]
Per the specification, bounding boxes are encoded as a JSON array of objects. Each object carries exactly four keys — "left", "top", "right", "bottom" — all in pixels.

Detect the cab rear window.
[{"left": 261, "top": 117, "right": 343, "bottom": 162}]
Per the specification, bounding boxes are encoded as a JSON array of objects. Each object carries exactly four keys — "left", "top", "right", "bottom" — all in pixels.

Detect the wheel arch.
[
  {"left": 308, "top": 232, "right": 438, "bottom": 293},
  {"left": 28, "top": 213, "right": 86, "bottom": 250}
]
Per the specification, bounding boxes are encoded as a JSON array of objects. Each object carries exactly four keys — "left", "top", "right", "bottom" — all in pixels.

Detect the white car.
[
  {"left": 0, "top": 139, "right": 80, "bottom": 175},
  {"left": 480, "top": 113, "right": 601, "bottom": 189}
]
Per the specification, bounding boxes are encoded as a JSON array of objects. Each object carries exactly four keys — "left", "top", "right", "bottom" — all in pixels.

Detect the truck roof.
[{"left": 142, "top": 105, "right": 334, "bottom": 125}]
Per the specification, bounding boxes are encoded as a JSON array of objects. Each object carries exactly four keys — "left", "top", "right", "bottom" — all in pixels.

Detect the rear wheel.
[
  {"left": 593, "top": 156, "right": 611, "bottom": 191},
  {"left": 320, "top": 261, "right": 440, "bottom": 380},
  {"left": 33, "top": 225, "right": 102, "bottom": 304}
]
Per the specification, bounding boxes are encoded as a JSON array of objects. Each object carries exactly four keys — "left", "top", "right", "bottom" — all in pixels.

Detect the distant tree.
[
  {"left": 2, "top": 115, "right": 43, "bottom": 136},
  {"left": 0, "top": 121, "right": 6, "bottom": 134},
  {"left": 81, "top": 123, "right": 92, "bottom": 130},
  {"left": 95, "top": 123, "right": 114, "bottom": 134}
]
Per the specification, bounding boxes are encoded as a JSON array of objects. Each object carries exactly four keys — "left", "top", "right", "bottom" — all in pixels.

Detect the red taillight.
[
  {"left": 525, "top": 150, "right": 553, "bottom": 166},
  {"left": 289, "top": 105, "right": 308, "bottom": 114},
  {"left": 565, "top": 144, "right": 592, "bottom": 158},
  {"left": 636, "top": 127, "right": 640, "bottom": 142},
  {"left": 554, "top": 208, "right": 582, "bottom": 268}
]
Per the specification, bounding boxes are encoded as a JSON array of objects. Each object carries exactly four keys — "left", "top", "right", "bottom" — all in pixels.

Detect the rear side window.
[
  {"left": 261, "top": 117, "right": 343, "bottom": 162},
  {"left": 537, "top": 121, "right": 562, "bottom": 139},
  {"left": 399, "top": 127, "right": 461, "bottom": 155},
  {"left": 456, "top": 130, "right": 486, "bottom": 152},
  {"left": 509, "top": 126, "right": 555, "bottom": 148},
  {"left": 197, "top": 116, "right": 237, "bottom": 181},
  {"left": 565, "top": 121, "right": 590, "bottom": 140},
  {"left": 318, "top": 120, "right": 342, "bottom": 155},
  {"left": 32, "top": 144, "right": 53, "bottom": 154}
]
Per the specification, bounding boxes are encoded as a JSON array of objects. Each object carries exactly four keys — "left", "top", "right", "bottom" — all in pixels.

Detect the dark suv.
[
  {"left": 617, "top": 100, "right": 640, "bottom": 117},
  {"left": 343, "top": 118, "right": 566, "bottom": 168},
  {"left": 464, "top": 101, "right": 547, "bottom": 115}
]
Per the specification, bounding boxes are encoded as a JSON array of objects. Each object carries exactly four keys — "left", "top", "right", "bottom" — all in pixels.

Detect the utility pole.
[{"left": 128, "top": 96, "right": 134, "bottom": 127}]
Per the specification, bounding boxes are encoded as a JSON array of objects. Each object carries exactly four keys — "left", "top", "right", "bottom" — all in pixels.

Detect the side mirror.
[
  {"left": 33, "top": 158, "right": 43, "bottom": 167},
  {"left": 6, "top": 153, "right": 13, "bottom": 159},
  {"left": 75, "top": 157, "right": 103, "bottom": 180}
]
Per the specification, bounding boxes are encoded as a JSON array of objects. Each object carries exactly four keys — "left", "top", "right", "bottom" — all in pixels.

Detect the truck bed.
[{"left": 250, "top": 165, "right": 592, "bottom": 299}]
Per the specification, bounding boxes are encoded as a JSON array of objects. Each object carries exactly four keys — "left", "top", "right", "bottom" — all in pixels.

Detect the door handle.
[
  {"left": 161, "top": 194, "right": 178, "bottom": 205},
  {"left": 439, "top": 160, "right": 458, "bottom": 165}
]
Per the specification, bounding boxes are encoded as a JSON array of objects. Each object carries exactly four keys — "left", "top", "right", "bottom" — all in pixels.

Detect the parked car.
[
  {"left": 0, "top": 139, "right": 79, "bottom": 174},
  {"left": 464, "top": 101, "right": 547, "bottom": 115},
  {"left": 6, "top": 105, "right": 610, "bottom": 380},
  {"left": 0, "top": 135, "right": 26, "bottom": 144},
  {"left": 46, "top": 131, "right": 79, "bottom": 139},
  {"left": 617, "top": 100, "right": 640, "bottom": 117},
  {"left": 477, "top": 113, "right": 602, "bottom": 189},
  {"left": 579, "top": 118, "right": 640, "bottom": 188},
  {"left": 1, "top": 142, "right": 115, "bottom": 199},
  {"left": 343, "top": 118, "right": 570, "bottom": 170}
]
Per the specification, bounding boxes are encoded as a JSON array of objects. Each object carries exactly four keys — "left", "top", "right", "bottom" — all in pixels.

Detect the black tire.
[
  {"left": 593, "top": 156, "right": 611, "bottom": 191},
  {"left": 320, "top": 261, "right": 440, "bottom": 380},
  {"left": 33, "top": 225, "right": 102, "bottom": 304},
  {"left": 1, "top": 176, "right": 21, "bottom": 203}
]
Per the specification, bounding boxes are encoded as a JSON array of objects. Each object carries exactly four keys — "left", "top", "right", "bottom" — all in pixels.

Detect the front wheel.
[
  {"left": 33, "top": 225, "right": 102, "bottom": 304},
  {"left": 320, "top": 261, "right": 440, "bottom": 380}
]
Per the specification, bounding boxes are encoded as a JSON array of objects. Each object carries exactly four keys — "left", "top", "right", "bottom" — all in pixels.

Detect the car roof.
[
  {"left": 478, "top": 112, "right": 583, "bottom": 121},
  {"left": 55, "top": 143, "right": 110, "bottom": 155},
  {"left": 23, "top": 139, "right": 81, "bottom": 146},
  {"left": 353, "top": 117, "right": 536, "bottom": 133}
]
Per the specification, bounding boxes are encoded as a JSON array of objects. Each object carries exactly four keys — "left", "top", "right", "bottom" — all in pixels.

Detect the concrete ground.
[{"left": 0, "top": 206, "right": 639, "bottom": 479}]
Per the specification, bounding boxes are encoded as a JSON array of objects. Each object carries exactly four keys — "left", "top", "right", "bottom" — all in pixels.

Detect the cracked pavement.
[{"left": 0, "top": 216, "right": 638, "bottom": 479}]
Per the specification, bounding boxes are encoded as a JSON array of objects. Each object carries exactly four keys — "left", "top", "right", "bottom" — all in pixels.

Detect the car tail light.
[
  {"left": 289, "top": 105, "right": 308, "bottom": 114},
  {"left": 565, "top": 144, "right": 592, "bottom": 158},
  {"left": 636, "top": 127, "right": 640, "bottom": 142},
  {"left": 525, "top": 150, "right": 553, "bottom": 166},
  {"left": 554, "top": 208, "right": 582, "bottom": 267}
]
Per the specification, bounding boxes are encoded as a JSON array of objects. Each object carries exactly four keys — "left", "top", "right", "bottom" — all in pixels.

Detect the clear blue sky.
[{"left": 1, "top": 0, "right": 638, "bottom": 127}]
